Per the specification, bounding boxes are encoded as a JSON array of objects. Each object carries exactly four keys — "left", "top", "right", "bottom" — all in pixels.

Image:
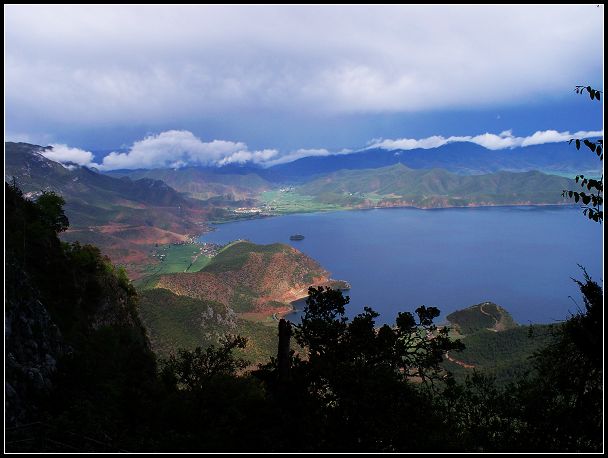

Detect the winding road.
[{"left": 480, "top": 302, "right": 499, "bottom": 332}]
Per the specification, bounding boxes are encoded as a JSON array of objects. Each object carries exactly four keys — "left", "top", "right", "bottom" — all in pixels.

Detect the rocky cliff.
[{"left": 5, "top": 182, "right": 153, "bottom": 429}]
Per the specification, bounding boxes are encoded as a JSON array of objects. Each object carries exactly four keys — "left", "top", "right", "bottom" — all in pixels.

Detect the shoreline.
[
  {"left": 246, "top": 279, "right": 351, "bottom": 323},
  {"left": 271, "top": 280, "right": 351, "bottom": 322},
  {"left": 196, "top": 202, "right": 579, "bottom": 239}
]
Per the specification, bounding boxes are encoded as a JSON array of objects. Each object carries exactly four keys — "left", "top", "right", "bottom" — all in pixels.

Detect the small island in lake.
[{"left": 290, "top": 234, "right": 305, "bottom": 241}]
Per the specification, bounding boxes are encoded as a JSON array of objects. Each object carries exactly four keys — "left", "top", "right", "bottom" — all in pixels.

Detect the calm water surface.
[{"left": 199, "top": 206, "right": 603, "bottom": 325}]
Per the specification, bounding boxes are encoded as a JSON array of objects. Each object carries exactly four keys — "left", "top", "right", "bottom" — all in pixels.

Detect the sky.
[{"left": 5, "top": 5, "right": 604, "bottom": 169}]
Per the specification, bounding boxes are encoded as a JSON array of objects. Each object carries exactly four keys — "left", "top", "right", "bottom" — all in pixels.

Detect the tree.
[
  {"left": 294, "top": 286, "right": 464, "bottom": 386},
  {"left": 514, "top": 268, "right": 603, "bottom": 452},
  {"left": 161, "top": 335, "right": 248, "bottom": 391},
  {"left": 259, "top": 286, "right": 465, "bottom": 451},
  {"left": 36, "top": 191, "right": 70, "bottom": 233},
  {"left": 562, "top": 85, "right": 603, "bottom": 223}
]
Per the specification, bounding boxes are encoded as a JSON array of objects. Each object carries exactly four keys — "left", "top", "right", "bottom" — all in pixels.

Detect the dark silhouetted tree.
[
  {"left": 257, "top": 286, "right": 465, "bottom": 451},
  {"left": 491, "top": 267, "right": 603, "bottom": 453},
  {"left": 161, "top": 335, "right": 248, "bottom": 391}
]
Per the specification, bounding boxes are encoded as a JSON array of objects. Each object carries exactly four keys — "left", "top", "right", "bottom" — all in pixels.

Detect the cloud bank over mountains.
[
  {"left": 368, "top": 129, "right": 604, "bottom": 151},
  {"left": 40, "top": 128, "right": 604, "bottom": 170},
  {"left": 97, "top": 130, "right": 279, "bottom": 169},
  {"left": 40, "top": 144, "right": 95, "bottom": 166}
]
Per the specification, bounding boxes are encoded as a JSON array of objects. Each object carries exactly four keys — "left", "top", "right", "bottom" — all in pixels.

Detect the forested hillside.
[{"left": 297, "top": 164, "right": 574, "bottom": 208}]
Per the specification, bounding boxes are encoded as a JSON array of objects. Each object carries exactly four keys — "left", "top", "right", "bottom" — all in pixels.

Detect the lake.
[{"left": 199, "top": 206, "right": 603, "bottom": 325}]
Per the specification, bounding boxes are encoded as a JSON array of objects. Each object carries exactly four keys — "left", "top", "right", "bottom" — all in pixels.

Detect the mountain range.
[
  {"left": 5, "top": 141, "right": 586, "bottom": 276},
  {"left": 106, "top": 166, "right": 272, "bottom": 200},
  {"left": 5, "top": 142, "right": 208, "bottom": 274},
  {"left": 262, "top": 140, "right": 602, "bottom": 182},
  {"left": 297, "top": 163, "right": 573, "bottom": 208}
]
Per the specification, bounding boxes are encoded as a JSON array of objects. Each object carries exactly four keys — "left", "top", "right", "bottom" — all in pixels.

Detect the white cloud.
[
  {"left": 368, "top": 136, "right": 449, "bottom": 150},
  {"left": 96, "top": 130, "right": 279, "bottom": 170},
  {"left": 98, "top": 130, "right": 244, "bottom": 169},
  {"left": 218, "top": 149, "right": 279, "bottom": 166},
  {"left": 41, "top": 144, "right": 95, "bottom": 166},
  {"left": 368, "top": 129, "right": 604, "bottom": 152},
  {"left": 520, "top": 129, "right": 603, "bottom": 147},
  {"left": 264, "top": 148, "right": 332, "bottom": 166}
]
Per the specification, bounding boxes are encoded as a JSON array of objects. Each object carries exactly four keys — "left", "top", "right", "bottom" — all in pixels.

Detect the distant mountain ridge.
[
  {"left": 5, "top": 142, "right": 208, "bottom": 276},
  {"left": 100, "top": 140, "right": 599, "bottom": 193},
  {"left": 106, "top": 166, "right": 272, "bottom": 200},
  {"left": 296, "top": 163, "right": 574, "bottom": 208},
  {"left": 261, "top": 140, "right": 602, "bottom": 182},
  {"left": 6, "top": 142, "right": 194, "bottom": 214}
]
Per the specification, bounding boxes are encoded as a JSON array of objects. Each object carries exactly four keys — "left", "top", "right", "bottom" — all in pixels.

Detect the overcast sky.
[{"left": 5, "top": 5, "right": 604, "bottom": 168}]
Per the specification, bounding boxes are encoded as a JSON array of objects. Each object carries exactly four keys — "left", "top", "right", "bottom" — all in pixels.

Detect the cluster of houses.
[
  {"left": 199, "top": 243, "right": 222, "bottom": 257},
  {"left": 233, "top": 207, "right": 264, "bottom": 214},
  {"left": 231, "top": 206, "right": 276, "bottom": 216}
]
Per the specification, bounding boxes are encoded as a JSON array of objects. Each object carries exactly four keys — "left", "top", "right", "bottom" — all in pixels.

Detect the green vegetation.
[
  {"left": 297, "top": 164, "right": 575, "bottom": 208},
  {"left": 138, "top": 289, "right": 232, "bottom": 356},
  {"left": 446, "top": 302, "right": 517, "bottom": 335},
  {"left": 444, "top": 325, "right": 554, "bottom": 385},
  {"left": 135, "top": 239, "right": 331, "bottom": 363},
  {"left": 204, "top": 240, "right": 284, "bottom": 273},
  {"left": 135, "top": 243, "right": 211, "bottom": 291},
  {"left": 254, "top": 165, "right": 579, "bottom": 218},
  {"left": 108, "top": 166, "right": 271, "bottom": 201},
  {"left": 260, "top": 189, "right": 346, "bottom": 213},
  {"left": 138, "top": 288, "right": 277, "bottom": 362},
  {"left": 232, "top": 319, "right": 279, "bottom": 363},
  {"left": 254, "top": 287, "right": 466, "bottom": 451},
  {"left": 5, "top": 142, "right": 210, "bottom": 281},
  {"left": 443, "top": 302, "right": 544, "bottom": 385},
  {"left": 149, "top": 243, "right": 211, "bottom": 274},
  {"left": 142, "top": 240, "right": 332, "bottom": 316}
]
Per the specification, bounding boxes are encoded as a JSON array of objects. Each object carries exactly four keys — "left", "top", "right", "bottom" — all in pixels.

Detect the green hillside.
[
  {"left": 443, "top": 302, "right": 551, "bottom": 385},
  {"left": 137, "top": 240, "right": 346, "bottom": 361},
  {"left": 5, "top": 143, "right": 193, "bottom": 214},
  {"left": 148, "top": 240, "right": 340, "bottom": 314},
  {"left": 446, "top": 302, "right": 517, "bottom": 334},
  {"left": 204, "top": 241, "right": 287, "bottom": 273},
  {"left": 5, "top": 142, "right": 209, "bottom": 278},
  {"left": 107, "top": 167, "right": 271, "bottom": 200},
  {"left": 297, "top": 163, "right": 575, "bottom": 207},
  {"left": 138, "top": 288, "right": 277, "bottom": 362},
  {"left": 444, "top": 325, "right": 554, "bottom": 385}
]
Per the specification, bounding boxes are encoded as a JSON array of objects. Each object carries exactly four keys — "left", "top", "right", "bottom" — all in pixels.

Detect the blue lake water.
[{"left": 199, "top": 206, "right": 603, "bottom": 325}]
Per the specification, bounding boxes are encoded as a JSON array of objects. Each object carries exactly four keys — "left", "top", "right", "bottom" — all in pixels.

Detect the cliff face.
[
  {"left": 154, "top": 241, "right": 344, "bottom": 312},
  {"left": 5, "top": 183, "right": 153, "bottom": 428},
  {"left": 5, "top": 265, "right": 66, "bottom": 425}
]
